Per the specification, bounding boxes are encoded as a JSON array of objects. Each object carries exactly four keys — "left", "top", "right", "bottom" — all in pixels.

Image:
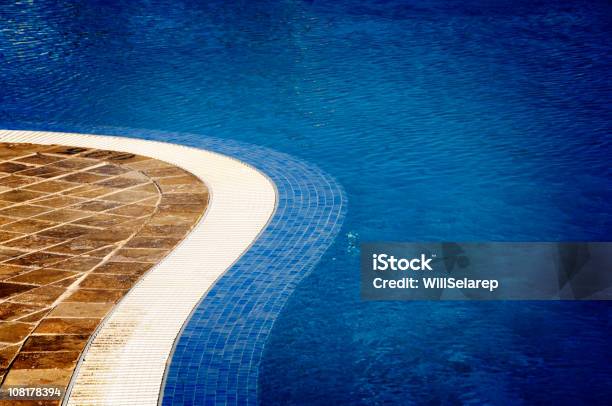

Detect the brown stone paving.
[{"left": 0, "top": 143, "right": 208, "bottom": 405}]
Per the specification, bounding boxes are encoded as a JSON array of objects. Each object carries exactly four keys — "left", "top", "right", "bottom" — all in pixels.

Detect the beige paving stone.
[
  {"left": 158, "top": 181, "right": 207, "bottom": 193},
  {"left": 79, "top": 274, "right": 139, "bottom": 290},
  {"left": 96, "top": 176, "right": 149, "bottom": 189},
  {"left": 0, "top": 144, "right": 48, "bottom": 159},
  {"left": 0, "top": 303, "right": 44, "bottom": 321},
  {"left": 65, "top": 289, "right": 125, "bottom": 304},
  {"left": 161, "top": 193, "right": 208, "bottom": 206},
  {"left": 2, "top": 235, "right": 65, "bottom": 251},
  {"left": 17, "top": 166, "right": 69, "bottom": 179},
  {"left": 86, "top": 164, "right": 128, "bottom": 176},
  {"left": 0, "top": 322, "right": 35, "bottom": 343},
  {"left": 158, "top": 202, "right": 203, "bottom": 214},
  {"left": 0, "top": 231, "right": 22, "bottom": 243},
  {"left": 101, "top": 154, "right": 150, "bottom": 166},
  {"left": 34, "top": 209, "right": 90, "bottom": 223},
  {"left": 126, "top": 236, "right": 182, "bottom": 249},
  {"left": 60, "top": 172, "right": 107, "bottom": 184},
  {"left": 144, "top": 213, "right": 193, "bottom": 226},
  {"left": 48, "top": 302, "right": 113, "bottom": 318},
  {"left": 11, "top": 286, "right": 66, "bottom": 306},
  {"left": 24, "top": 180, "right": 79, "bottom": 193},
  {"left": 0, "top": 205, "right": 52, "bottom": 218},
  {"left": 138, "top": 196, "right": 160, "bottom": 206},
  {"left": 156, "top": 174, "right": 200, "bottom": 185},
  {"left": 6, "top": 252, "right": 71, "bottom": 268},
  {"left": 59, "top": 184, "right": 99, "bottom": 196},
  {"left": 0, "top": 162, "right": 34, "bottom": 174},
  {"left": 43, "top": 146, "right": 90, "bottom": 156},
  {"left": 0, "top": 265, "right": 31, "bottom": 280},
  {"left": 0, "top": 217, "right": 15, "bottom": 227},
  {"left": 71, "top": 200, "right": 122, "bottom": 212},
  {"left": 102, "top": 189, "right": 157, "bottom": 204},
  {"left": 11, "top": 351, "right": 81, "bottom": 370},
  {"left": 64, "top": 185, "right": 116, "bottom": 199},
  {"left": 130, "top": 183, "right": 159, "bottom": 194},
  {"left": 155, "top": 210, "right": 202, "bottom": 225},
  {"left": 0, "top": 283, "right": 36, "bottom": 300},
  {"left": 92, "top": 261, "right": 152, "bottom": 275},
  {"left": 111, "top": 248, "right": 168, "bottom": 263},
  {"left": 30, "top": 195, "right": 85, "bottom": 208},
  {"left": 124, "top": 159, "right": 174, "bottom": 171},
  {"left": 17, "top": 308, "right": 50, "bottom": 323},
  {"left": 83, "top": 229, "right": 132, "bottom": 244},
  {"left": 44, "top": 239, "right": 108, "bottom": 256},
  {"left": 82, "top": 246, "right": 116, "bottom": 258},
  {"left": 83, "top": 150, "right": 147, "bottom": 164},
  {"left": 50, "top": 275, "right": 80, "bottom": 288},
  {"left": 73, "top": 213, "right": 127, "bottom": 228},
  {"left": 0, "top": 190, "right": 45, "bottom": 203},
  {"left": 143, "top": 166, "right": 190, "bottom": 178},
  {"left": 49, "top": 158, "right": 98, "bottom": 170},
  {"left": 0, "top": 344, "right": 19, "bottom": 368},
  {"left": 137, "top": 223, "right": 192, "bottom": 237},
  {"left": 0, "top": 248, "right": 27, "bottom": 261},
  {"left": 35, "top": 318, "right": 100, "bottom": 335},
  {"left": 1, "top": 219, "right": 56, "bottom": 234},
  {"left": 0, "top": 175, "right": 38, "bottom": 188},
  {"left": 8, "top": 269, "right": 78, "bottom": 286},
  {"left": 51, "top": 257, "right": 99, "bottom": 272},
  {"left": 16, "top": 153, "right": 64, "bottom": 165},
  {"left": 107, "top": 203, "right": 155, "bottom": 217},
  {"left": 113, "top": 217, "right": 148, "bottom": 229},
  {"left": 38, "top": 224, "right": 92, "bottom": 239},
  {"left": 21, "top": 334, "right": 89, "bottom": 353}
]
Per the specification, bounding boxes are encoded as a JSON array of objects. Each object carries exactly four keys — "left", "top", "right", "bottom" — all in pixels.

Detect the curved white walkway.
[{"left": 0, "top": 130, "right": 277, "bottom": 406}]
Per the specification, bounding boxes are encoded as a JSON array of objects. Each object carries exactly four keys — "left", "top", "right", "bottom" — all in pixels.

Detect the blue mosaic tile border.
[
  {"left": 1, "top": 123, "right": 346, "bottom": 406},
  {"left": 160, "top": 139, "right": 345, "bottom": 406}
]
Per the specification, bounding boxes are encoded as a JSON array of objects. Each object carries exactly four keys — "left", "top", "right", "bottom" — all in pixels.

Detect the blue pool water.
[{"left": 1, "top": 0, "right": 611, "bottom": 404}]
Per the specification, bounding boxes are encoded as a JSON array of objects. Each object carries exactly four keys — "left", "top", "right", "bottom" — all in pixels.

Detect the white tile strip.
[{"left": 0, "top": 130, "right": 277, "bottom": 406}]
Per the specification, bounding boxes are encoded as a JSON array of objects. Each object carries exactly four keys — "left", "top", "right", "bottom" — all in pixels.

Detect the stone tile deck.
[{"left": 0, "top": 142, "right": 208, "bottom": 405}]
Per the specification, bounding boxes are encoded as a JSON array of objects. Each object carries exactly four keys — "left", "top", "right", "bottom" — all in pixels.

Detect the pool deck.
[
  {"left": 0, "top": 139, "right": 208, "bottom": 402},
  {"left": 0, "top": 130, "right": 277, "bottom": 405}
]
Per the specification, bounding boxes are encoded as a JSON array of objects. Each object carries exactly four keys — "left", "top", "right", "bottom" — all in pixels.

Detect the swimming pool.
[{"left": 1, "top": 0, "right": 611, "bottom": 404}]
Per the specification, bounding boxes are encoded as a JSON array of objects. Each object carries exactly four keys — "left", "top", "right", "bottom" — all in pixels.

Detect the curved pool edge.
[
  {"left": 160, "top": 135, "right": 347, "bottom": 405},
  {"left": 0, "top": 129, "right": 278, "bottom": 406}
]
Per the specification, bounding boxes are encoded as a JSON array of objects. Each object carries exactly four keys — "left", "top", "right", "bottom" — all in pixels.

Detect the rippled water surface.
[{"left": 1, "top": 0, "right": 611, "bottom": 404}]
